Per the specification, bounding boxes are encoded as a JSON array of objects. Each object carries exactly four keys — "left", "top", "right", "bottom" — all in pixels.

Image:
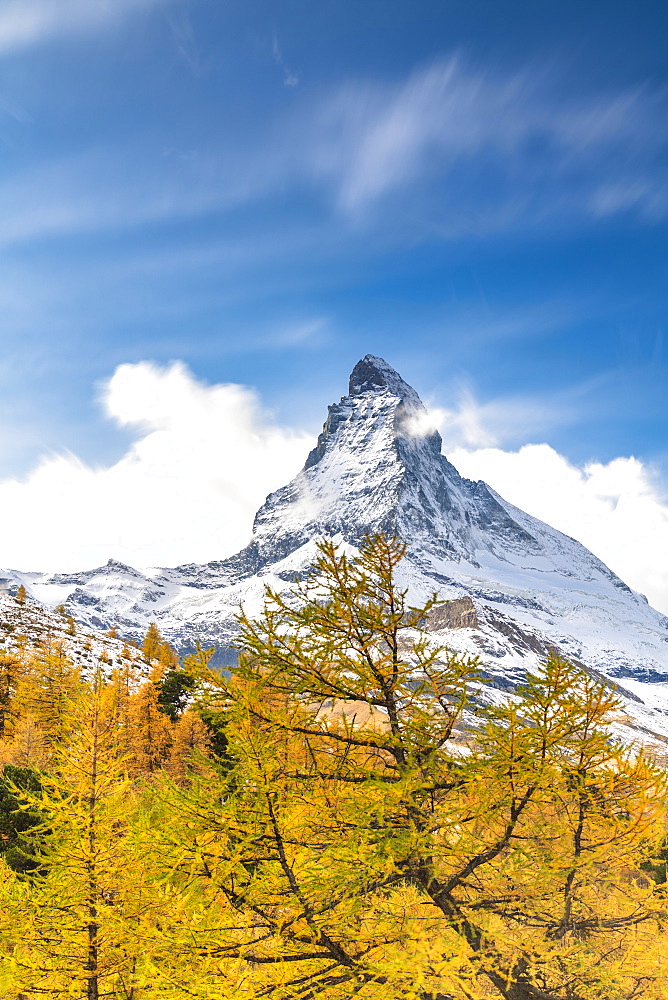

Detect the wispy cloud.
[
  {"left": 0, "top": 144, "right": 235, "bottom": 248},
  {"left": 0, "top": 54, "right": 665, "bottom": 252},
  {"left": 0, "top": 0, "right": 177, "bottom": 53},
  {"left": 260, "top": 317, "right": 329, "bottom": 349},
  {"left": 166, "top": 8, "right": 204, "bottom": 75},
  {"left": 272, "top": 34, "right": 299, "bottom": 88},
  {"left": 410, "top": 381, "right": 580, "bottom": 450},
  {"left": 304, "top": 57, "right": 668, "bottom": 225}
]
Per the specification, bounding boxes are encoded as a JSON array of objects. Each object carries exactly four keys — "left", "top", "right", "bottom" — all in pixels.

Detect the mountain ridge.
[{"left": 1, "top": 355, "right": 667, "bottom": 725}]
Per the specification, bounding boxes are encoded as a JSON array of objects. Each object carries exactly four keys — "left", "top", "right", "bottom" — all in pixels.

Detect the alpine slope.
[{"left": 3, "top": 355, "right": 668, "bottom": 748}]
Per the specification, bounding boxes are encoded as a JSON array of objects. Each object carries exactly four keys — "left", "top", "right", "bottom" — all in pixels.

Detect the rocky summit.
[{"left": 3, "top": 355, "right": 668, "bottom": 749}]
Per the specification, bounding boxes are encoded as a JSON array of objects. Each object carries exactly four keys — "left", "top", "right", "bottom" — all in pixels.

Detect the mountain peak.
[
  {"left": 12, "top": 351, "right": 668, "bottom": 704},
  {"left": 348, "top": 355, "right": 415, "bottom": 399},
  {"left": 243, "top": 354, "right": 545, "bottom": 573}
]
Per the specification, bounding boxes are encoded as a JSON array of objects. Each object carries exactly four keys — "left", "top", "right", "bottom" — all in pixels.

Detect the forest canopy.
[{"left": 0, "top": 534, "right": 666, "bottom": 999}]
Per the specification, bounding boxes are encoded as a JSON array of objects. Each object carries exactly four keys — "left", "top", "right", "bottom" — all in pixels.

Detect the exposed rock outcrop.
[{"left": 427, "top": 597, "right": 479, "bottom": 631}]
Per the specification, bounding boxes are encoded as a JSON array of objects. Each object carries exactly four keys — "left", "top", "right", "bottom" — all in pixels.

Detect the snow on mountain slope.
[
  {"left": 0, "top": 586, "right": 149, "bottom": 679},
  {"left": 2, "top": 355, "right": 668, "bottom": 738}
]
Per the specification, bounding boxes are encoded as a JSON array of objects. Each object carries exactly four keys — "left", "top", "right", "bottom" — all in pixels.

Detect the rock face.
[
  {"left": 3, "top": 354, "right": 668, "bottom": 743},
  {"left": 427, "top": 598, "right": 479, "bottom": 631}
]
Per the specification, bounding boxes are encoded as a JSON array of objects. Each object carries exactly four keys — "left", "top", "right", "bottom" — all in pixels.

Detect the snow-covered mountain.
[{"left": 3, "top": 355, "right": 668, "bottom": 747}]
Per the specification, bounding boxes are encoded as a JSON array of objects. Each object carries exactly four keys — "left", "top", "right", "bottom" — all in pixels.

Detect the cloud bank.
[
  {"left": 417, "top": 387, "right": 668, "bottom": 614},
  {"left": 0, "top": 362, "right": 312, "bottom": 572},
  {"left": 0, "top": 361, "right": 665, "bottom": 616},
  {"left": 449, "top": 444, "right": 668, "bottom": 617}
]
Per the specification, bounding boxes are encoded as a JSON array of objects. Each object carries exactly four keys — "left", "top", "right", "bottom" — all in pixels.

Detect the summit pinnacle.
[{"left": 348, "top": 354, "right": 414, "bottom": 398}]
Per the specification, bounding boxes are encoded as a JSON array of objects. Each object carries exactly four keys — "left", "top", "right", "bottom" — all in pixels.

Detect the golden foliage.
[
  {"left": 163, "top": 535, "right": 668, "bottom": 1000},
  {"left": 127, "top": 678, "right": 174, "bottom": 776},
  {"left": 0, "top": 535, "right": 665, "bottom": 1000}
]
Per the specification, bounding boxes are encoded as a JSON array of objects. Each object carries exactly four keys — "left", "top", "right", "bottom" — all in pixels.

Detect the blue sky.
[{"left": 0, "top": 0, "right": 667, "bottom": 606}]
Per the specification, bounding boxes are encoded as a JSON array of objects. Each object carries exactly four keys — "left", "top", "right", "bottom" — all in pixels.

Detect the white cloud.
[
  {"left": 449, "top": 443, "right": 668, "bottom": 615},
  {"left": 0, "top": 362, "right": 313, "bottom": 572},
  {"left": 417, "top": 382, "right": 579, "bottom": 450},
  {"left": 0, "top": 0, "right": 174, "bottom": 53},
  {"left": 423, "top": 386, "right": 668, "bottom": 613}
]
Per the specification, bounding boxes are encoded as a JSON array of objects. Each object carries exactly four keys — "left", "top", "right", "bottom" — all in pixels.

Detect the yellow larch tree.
[
  {"left": 14, "top": 638, "right": 82, "bottom": 730},
  {"left": 165, "top": 709, "right": 212, "bottom": 784},
  {"left": 141, "top": 622, "right": 179, "bottom": 677},
  {"left": 0, "top": 668, "right": 171, "bottom": 999},
  {"left": 11, "top": 638, "right": 82, "bottom": 763},
  {"left": 1, "top": 714, "right": 49, "bottom": 770},
  {"left": 159, "top": 534, "right": 668, "bottom": 1000},
  {"left": 127, "top": 678, "right": 174, "bottom": 776},
  {"left": 0, "top": 649, "right": 26, "bottom": 740},
  {"left": 100, "top": 647, "right": 143, "bottom": 761}
]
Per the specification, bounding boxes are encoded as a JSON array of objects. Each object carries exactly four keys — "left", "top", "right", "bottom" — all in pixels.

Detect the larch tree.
[
  {"left": 1, "top": 714, "right": 49, "bottom": 770},
  {"left": 165, "top": 710, "right": 212, "bottom": 784},
  {"left": 141, "top": 623, "right": 179, "bottom": 678},
  {"left": 12, "top": 639, "right": 82, "bottom": 761},
  {"left": 0, "top": 650, "right": 26, "bottom": 740},
  {"left": 0, "top": 668, "right": 167, "bottom": 999},
  {"left": 160, "top": 534, "right": 668, "bottom": 1000},
  {"left": 127, "top": 678, "right": 174, "bottom": 776},
  {"left": 100, "top": 650, "right": 143, "bottom": 762}
]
